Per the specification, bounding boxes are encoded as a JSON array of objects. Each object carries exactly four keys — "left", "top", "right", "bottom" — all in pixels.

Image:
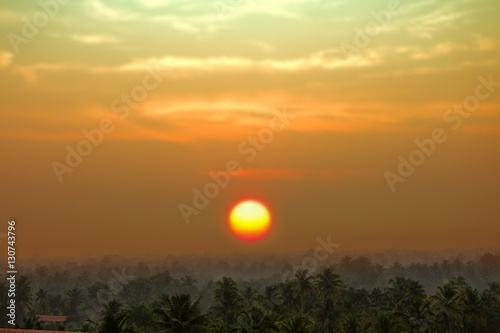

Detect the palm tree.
[
  {"left": 23, "top": 315, "right": 43, "bottom": 330},
  {"left": 293, "top": 269, "right": 313, "bottom": 313},
  {"left": 431, "top": 283, "right": 463, "bottom": 332},
  {"left": 241, "top": 286, "right": 258, "bottom": 309},
  {"left": 262, "top": 285, "right": 280, "bottom": 312},
  {"left": 100, "top": 311, "right": 135, "bottom": 333},
  {"left": 343, "top": 313, "right": 362, "bottom": 333},
  {"left": 342, "top": 287, "right": 371, "bottom": 318},
  {"left": 153, "top": 294, "right": 172, "bottom": 311},
  {"left": 211, "top": 277, "right": 243, "bottom": 327},
  {"left": 35, "top": 288, "right": 49, "bottom": 313},
  {"left": 315, "top": 266, "right": 344, "bottom": 302},
  {"left": 387, "top": 277, "right": 426, "bottom": 310},
  {"left": 387, "top": 277, "right": 428, "bottom": 331},
  {"left": 16, "top": 276, "right": 33, "bottom": 324},
  {"left": 313, "top": 298, "right": 344, "bottom": 333},
  {"left": 239, "top": 307, "right": 280, "bottom": 333},
  {"left": 67, "top": 287, "right": 85, "bottom": 316},
  {"left": 279, "top": 315, "right": 314, "bottom": 333},
  {"left": 35, "top": 288, "right": 48, "bottom": 303},
  {"left": 49, "top": 294, "right": 63, "bottom": 316},
  {"left": 462, "top": 287, "right": 486, "bottom": 332},
  {"left": 278, "top": 281, "right": 298, "bottom": 315},
  {"left": 153, "top": 293, "right": 207, "bottom": 333},
  {"left": 94, "top": 300, "right": 135, "bottom": 333},
  {"left": 104, "top": 300, "right": 125, "bottom": 316},
  {"left": 482, "top": 282, "right": 500, "bottom": 332},
  {"left": 208, "top": 322, "right": 237, "bottom": 333},
  {"left": 397, "top": 300, "right": 434, "bottom": 333},
  {"left": 126, "top": 303, "right": 153, "bottom": 333},
  {"left": 373, "top": 312, "right": 406, "bottom": 333}
]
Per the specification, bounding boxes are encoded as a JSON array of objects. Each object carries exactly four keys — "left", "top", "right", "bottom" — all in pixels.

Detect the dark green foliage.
[
  {"left": 153, "top": 294, "right": 207, "bottom": 332},
  {"left": 2, "top": 257, "right": 500, "bottom": 332}
]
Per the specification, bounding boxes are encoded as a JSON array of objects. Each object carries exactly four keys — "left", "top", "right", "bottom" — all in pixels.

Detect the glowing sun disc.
[{"left": 229, "top": 200, "right": 271, "bottom": 241}]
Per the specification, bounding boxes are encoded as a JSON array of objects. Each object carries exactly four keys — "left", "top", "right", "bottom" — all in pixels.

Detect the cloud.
[
  {"left": 110, "top": 49, "right": 379, "bottom": 75},
  {"left": 474, "top": 34, "right": 496, "bottom": 51},
  {"left": 12, "top": 63, "right": 73, "bottom": 82},
  {"left": 406, "top": 5, "right": 466, "bottom": 39},
  {"left": 86, "top": 0, "right": 140, "bottom": 21},
  {"left": 84, "top": 0, "right": 306, "bottom": 26},
  {"left": 145, "top": 101, "right": 272, "bottom": 117},
  {"left": 229, "top": 4, "right": 305, "bottom": 21},
  {"left": 411, "top": 41, "right": 466, "bottom": 60},
  {"left": 0, "top": 51, "right": 13, "bottom": 70},
  {"left": 206, "top": 168, "right": 379, "bottom": 180},
  {"left": 70, "top": 34, "right": 121, "bottom": 44},
  {"left": 0, "top": 47, "right": 374, "bottom": 80}
]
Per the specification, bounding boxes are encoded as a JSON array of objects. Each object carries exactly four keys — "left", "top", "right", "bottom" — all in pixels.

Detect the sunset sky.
[{"left": 1, "top": 0, "right": 499, "bottom": 258}]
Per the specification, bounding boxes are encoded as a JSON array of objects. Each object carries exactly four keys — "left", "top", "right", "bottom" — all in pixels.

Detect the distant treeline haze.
[{"left": 1, "top": 252, "right": 499, "bottom": 332}]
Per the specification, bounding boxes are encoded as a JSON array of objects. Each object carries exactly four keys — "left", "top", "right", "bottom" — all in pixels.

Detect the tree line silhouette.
[{"left": 0, "top": 253, "right": 499, "bottom": 332}]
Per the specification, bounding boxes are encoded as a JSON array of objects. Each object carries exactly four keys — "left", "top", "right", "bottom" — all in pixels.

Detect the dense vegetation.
[{"left": 1, "top": 253, "right": 500, "bottom": 332}]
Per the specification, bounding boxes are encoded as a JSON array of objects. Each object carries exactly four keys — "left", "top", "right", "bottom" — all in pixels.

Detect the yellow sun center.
[{"left": 229, "top": 200, "right": 271, "bottom": 241}]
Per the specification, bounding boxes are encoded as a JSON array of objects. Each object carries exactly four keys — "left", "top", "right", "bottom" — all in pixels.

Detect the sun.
[{"left": 228, "top": 199, "right": 272, "bottom": 241}]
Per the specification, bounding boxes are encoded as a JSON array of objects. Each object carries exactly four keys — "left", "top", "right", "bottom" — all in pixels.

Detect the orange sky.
[{"left": 1, "top": 0, "right": 500, "bottom": 258}]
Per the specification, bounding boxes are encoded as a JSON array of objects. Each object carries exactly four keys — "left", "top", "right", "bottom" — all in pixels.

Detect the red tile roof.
[
  {"left": 35, "top": 315, "right": 67, "bottom": 322},
  {"left": 0, "top": 328, "right": 78, "bottom": 333}
]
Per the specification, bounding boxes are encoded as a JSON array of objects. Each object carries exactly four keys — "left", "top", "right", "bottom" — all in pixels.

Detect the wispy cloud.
[
  {"left": 411, "top": 41, "right": 466, "bottom": 60},
  {"left": 70, "top": 34, "right": 121, "bottom": 44},
  {"left": 109, "top": 51, "right": 379, "bottom": 74},
  {"left": 202, "top": 168, "right": 379, "bottom": 180},
  {"left": 145, "top": 101, "right": 272, "bottom": 117},
  {"left": 0, "top": 51, "right": 13, "bottom": 70},
  {"left": 8, "top": 49, "right": 380, "bottom": 82},
  {"left": 474, "top": 34, "right": 496, "bottom": 51}
]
